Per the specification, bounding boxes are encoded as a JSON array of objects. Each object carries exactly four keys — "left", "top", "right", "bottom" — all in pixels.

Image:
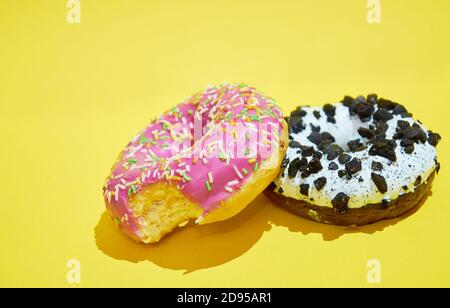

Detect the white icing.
[{"left": 275, "top": 103, "right": 438, "bottom": 209}]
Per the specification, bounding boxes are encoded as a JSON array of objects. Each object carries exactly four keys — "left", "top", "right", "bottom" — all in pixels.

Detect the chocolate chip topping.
[
  {"left": 373, "top": 109, "right": 394, "bottom": 122},
  {"left": 342, "top": 96, "right": 354, "bottom": 107},
  {"left": 290, "top": 107, "right": 307, "bottom": 118},
  {"left": 310, "top": 123, "right": 321, "bottom": 132},
  {"left": 314, "top": 177, "right": 327, "bottom": 191},
  {"left": 403, "top": 127, "right": 427, "bottom": 143},
  {"left": 404, "top": 145, "right": 414, "bottom": 154},
  {"left": 323, "top": 104, "right": 336, "bottom": 117},
  {"left": 326, "top": 144, "right": 343, "bottom": 160},
  {"left": 381, "top": 199, "right": 392, "bottom": 209},
  {"left": 435, "top": 158, "right": 441, "bottom": 174},
  {"left": 375, "top": 121, "right": 389, "bottom": 137},
  {"left": 328, "top": 162, "right": 339, "bottom": 170},
  {"left": 354, "top": 99, "right": 375, "bottom": 120},
  {"left": 371, "top": 161, "right": 383, "bottom": 171},
  {"left": 338, "top": 153, "right": 351, "bottom": 164},
  {"left": 301, "top": 171, "right": 310, "bottom": 178},
  {"left": 267, "top": 182, "right": 276, "bottom": 191},
  {"left": 300, "top": 184, "right": 310, "bottom": 196},
  {"left": 392, "top": 104, "right": 408, "bottom": 115},
  {"left": 358, "top": 127, "right": 375, "bottom": 139},
  {"left": 427, "top": 132, "right": 441, "bottom": 147},
  {"left": 369, "top": 139, "right": 397, "bottom": 162},
  {"left": 288, "top": 157, "right": 307, "bottom": 178},
  {"left": 289, "top": 141, "right": 301, "bottom": 148},
  {"left": 317, "top": 132, "right": 335, "bottom": 145},
  {"left": 414, "top": 176, "right": 422, "bottom": 186},
  {"left": 345, "top": 158, "right": 362, "bottom": 175},
  {"left": 313, "top": 110, "right": 321, "bottom": 119},
  {"left": 301, "top": 146, "right": 313, "bottom": 157},
  {"left": 281, "top": 157, "right": 290, "bottom": 169},
  {"left": 331, "top": 192, "right": 350, "bottom": 213},
  {"left": 396, "top": 120, "right": 410, "bottom": 131},
  {"left": 306, "top": 132, "right": 322, "bottom": 145},
  {"left": 377, "top": 98, "right": 396, "bottom": 110},
  {"left": 348, "top": 139, "right": 366, "bottom": 152},
  {"left": 307, "top": 159, "right": 323, "bottom": 174},
  {"left": 312, "top": 151, "right": 323, "bottom": 160},
  {"left": 367, "top": 94, "right": 378, "bottom": 104},
  {"left": 400, "top": 139, "right": 414, "bottom": 147},
  {"left": 307, "top": 132, "right": 335, "bottom": 150},
  {"left": 401, "top": 113, "right": 413, "bottom": 118},
  {"left": 371, "top": 173, "right": 388, "bottom": 193},
  {"left": 289, "top": 116, "right": 305, "bottom": 133},
  {"left": 299, "top": 158, "right": 308, "bottom": 172}
]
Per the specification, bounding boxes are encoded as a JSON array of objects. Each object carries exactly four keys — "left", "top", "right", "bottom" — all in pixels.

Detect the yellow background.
[{"left": 1, "top": 0, "right": 449, "bottom": 287}]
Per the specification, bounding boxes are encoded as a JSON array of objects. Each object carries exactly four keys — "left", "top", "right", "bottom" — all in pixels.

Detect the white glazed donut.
[{"left": 266, "top": 94, "right": 441, "bottom": 226}]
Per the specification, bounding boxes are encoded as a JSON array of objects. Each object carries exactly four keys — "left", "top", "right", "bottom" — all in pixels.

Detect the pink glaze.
[{"left": 103, "top": 84, "right": 284, "bottom": 240}]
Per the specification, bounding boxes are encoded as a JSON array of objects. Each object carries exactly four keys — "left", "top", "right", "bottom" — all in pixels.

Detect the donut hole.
[
  {"left": 328, "top": 121, "right": 369, "bottom": 152},
  {"left": 309, "top": 113, "right": 373, "bottom": 153}
]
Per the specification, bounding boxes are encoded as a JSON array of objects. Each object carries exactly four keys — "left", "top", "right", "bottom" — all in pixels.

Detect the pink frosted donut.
[{"left": 103, "top": 84, "right": 288, "bottom": 243}]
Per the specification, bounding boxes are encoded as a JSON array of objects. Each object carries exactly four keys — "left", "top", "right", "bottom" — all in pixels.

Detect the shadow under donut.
[{"left": 94, "top": 191, "right": 431, "bottom": 274}]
